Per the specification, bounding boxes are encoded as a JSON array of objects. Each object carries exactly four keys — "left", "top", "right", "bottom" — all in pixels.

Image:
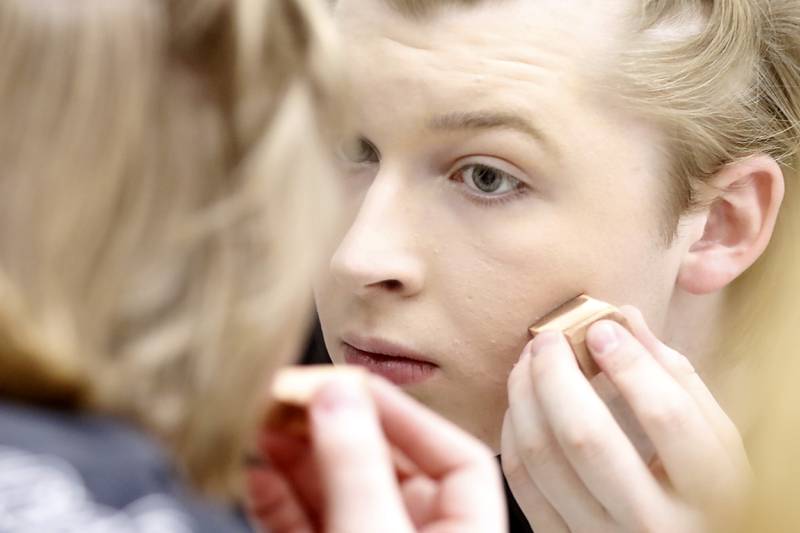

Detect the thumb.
[{"left": 309, "top": 378, "right": 413, "bottom": 533}]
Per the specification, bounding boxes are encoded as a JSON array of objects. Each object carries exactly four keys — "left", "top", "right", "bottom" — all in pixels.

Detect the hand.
[
  {"left": 502, "top": 306, "right": 751, "bottom": 533},
  {"left": 246, "top": 374, "right": 507, "bottom": 533}
]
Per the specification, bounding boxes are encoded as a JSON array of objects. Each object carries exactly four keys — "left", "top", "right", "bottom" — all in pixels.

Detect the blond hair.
[
  {"left": 607, "top": 0, "right": 800, "bottom": 396},
  {"left": 0, "top": 0, "right": 341, "bottom": 498},
  {"left": 615, "top": 0, "right": 800, "bottom": 379}
]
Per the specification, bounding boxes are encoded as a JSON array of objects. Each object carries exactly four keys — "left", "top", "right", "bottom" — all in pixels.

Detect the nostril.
[{"left": 382, "top": 279, "right": 403, "bottom": 291}]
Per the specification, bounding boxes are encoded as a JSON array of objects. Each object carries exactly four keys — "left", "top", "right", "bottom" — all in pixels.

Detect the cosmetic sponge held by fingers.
[
  {"left": 265, "top": 365, "right": 367, "bottom": 435},
  {"left": 529, "top": 295, "right": 630, "bottom": 378}
]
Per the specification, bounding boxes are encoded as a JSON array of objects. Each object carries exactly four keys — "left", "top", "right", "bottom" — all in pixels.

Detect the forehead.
[
  {"left": 334, "top": 0, "right": 634, "bottom": 137},
  {"left": 334, "top": 1, "right": 631, "bottom": 88},
  {"left": 335, "top": 0, "right": 630, "bottom": 40},
  {"left": 333, "top": 0, "right": 670, "bottom": 230}
]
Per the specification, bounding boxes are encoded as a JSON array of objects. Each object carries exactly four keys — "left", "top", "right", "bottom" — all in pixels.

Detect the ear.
[{"left": 677, "top": 154, "right": 785, "bottom": 295}]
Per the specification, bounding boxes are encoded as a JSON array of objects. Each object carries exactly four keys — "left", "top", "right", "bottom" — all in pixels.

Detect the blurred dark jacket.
[{"left": 0, "top": 401, "right": 252, "bottom": 533}]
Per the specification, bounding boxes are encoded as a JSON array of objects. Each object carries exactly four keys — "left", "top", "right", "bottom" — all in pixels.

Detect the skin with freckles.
[{"left": 315, "top": 0, "right": 704, "bottom": 450}]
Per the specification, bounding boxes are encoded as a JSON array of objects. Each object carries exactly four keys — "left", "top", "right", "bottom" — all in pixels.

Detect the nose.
[{"left": 330, "top": 173, "right": 425, "bottom": 299}]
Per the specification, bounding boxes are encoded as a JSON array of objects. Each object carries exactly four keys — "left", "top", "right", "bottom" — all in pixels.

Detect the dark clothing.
[
  {"left": 301, "top": 318, "right": 534, "bottom": 533},
  {"left": 0, "top": 400, "right": 252, "bottom": 533},
  {"left": 504, "top": 466, "right": 535, "bottom": 533}
]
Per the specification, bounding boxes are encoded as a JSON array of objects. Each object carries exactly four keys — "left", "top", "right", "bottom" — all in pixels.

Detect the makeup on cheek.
[{"left": 528, "top": 294, "right": 630, "bottom": 378}]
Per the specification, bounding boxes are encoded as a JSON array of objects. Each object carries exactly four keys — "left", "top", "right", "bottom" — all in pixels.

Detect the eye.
[
  {"left": 337, "top": 136, "right": 380, "bottom": 164},
  {"left": 455, "top": 163, "right": 522, "bottom": 196}
]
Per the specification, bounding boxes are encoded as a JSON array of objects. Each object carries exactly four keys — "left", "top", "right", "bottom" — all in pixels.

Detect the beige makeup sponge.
[
  {"left": 529, "top": 295, "right": 630, "bottom": 378},
  {"left": 265, "top": 365, "right": 366, "bottom": 434},
  {"left": 266, "top": 365, "right": 419, "bottom": 480}
]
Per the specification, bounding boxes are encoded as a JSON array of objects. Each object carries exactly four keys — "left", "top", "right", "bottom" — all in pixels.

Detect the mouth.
[{"left": 340, "top": 334, "right": 439, "bottom": 386}]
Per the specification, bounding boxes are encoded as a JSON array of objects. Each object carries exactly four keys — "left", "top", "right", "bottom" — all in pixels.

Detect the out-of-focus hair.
[
  {"left": 737, "top": 277, "right": 800, "bottom": 532},
  {"left": 0, "top": 0, "right": 342, "bottom": 498}
]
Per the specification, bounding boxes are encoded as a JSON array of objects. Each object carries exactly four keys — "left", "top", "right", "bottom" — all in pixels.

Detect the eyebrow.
[{"left": 427, "top": 110, "right": 556, "bottom": 153}]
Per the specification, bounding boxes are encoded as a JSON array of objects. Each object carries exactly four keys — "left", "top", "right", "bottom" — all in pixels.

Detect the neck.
[
  {"left": 664, "top": 288, "right": 757, "bottom": 438},
  {"left": 664, "top": 288, "right": 726, "bottom": 373}
]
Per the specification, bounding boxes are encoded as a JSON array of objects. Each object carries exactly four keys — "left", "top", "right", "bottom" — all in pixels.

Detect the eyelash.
[
  {"left": 448, "top": 164, "right": 530, "bottom": 207},
  {"left": 340, "top": 138, "right": 530, "bottom": 207}
]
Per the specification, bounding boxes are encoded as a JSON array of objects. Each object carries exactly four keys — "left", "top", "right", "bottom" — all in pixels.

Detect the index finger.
[
  {"left": 366, "top": 376, "right": 498, "bottom": 479},
  {"left": 366, "top": 376, "right": 507, "bottom": 532}
]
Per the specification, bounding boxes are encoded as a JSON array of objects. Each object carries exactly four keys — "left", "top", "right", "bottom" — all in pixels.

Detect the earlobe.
[{"left": 676, "top": 155, "right": 785, "bottom": 295}]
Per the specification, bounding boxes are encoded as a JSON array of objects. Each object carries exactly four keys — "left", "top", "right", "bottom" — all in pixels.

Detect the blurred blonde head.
[{"left": 0, "top": 0, "right": 341, "bottom": 497}]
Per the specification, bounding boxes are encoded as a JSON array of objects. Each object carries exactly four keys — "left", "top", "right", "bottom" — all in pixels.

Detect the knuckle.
[
  {"left": 640, "top": 396, "right": 692, "bottom": 432},
  {"left": 602, "top": 342, "right": 643, "bottom": 376},
  {"left": 664, "top": 349, "right": 696, "bottom": 377},
  {"left": 510, "top": 424, "right": 557, "bottom": 477},
  {"left": 500, "top": 444, "right": 524, "bottom": 476},
  {"left": 502, "top": 456, "right": 528, "bottom": 485},
  {"left": 558, "top": 420, "right": 606, "bottom": 460},
  {"left": 517, "top": 433, "right": 557, "bottom": 470}
]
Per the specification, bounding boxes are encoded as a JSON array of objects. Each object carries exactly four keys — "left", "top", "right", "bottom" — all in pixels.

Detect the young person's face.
[{"left": 314, "top": 0, "right": 697, "bottom": 449}]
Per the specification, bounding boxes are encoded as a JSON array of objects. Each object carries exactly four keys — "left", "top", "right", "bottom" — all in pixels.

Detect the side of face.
[{"left": 314, "top": 0, "right": 694, "bottom": 449}]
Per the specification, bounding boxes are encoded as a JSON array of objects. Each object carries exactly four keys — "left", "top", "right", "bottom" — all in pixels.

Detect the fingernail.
[
  {"left": 530, "top": 330, "right": 560, "bottom": 356},
  {"left": 587, "top": 321, "right": 619, "bottom": 356}
]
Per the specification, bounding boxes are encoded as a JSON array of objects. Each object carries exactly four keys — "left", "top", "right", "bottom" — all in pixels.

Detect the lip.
[{"left": 341, "top": 334, "right": 438, "bottom": 385}]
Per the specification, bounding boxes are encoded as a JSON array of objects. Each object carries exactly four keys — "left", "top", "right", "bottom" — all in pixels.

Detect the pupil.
[{"left": 474, "top": 166, "right": 501, "bottom": 193}]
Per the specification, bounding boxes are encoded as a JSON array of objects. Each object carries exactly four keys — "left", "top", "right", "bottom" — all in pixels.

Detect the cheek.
[
  {"left": 438, "top": 204, "right": 669, "bottom": 360},
  {"left": 432, "top": 223, "right": 588, "bottom": 382}
]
